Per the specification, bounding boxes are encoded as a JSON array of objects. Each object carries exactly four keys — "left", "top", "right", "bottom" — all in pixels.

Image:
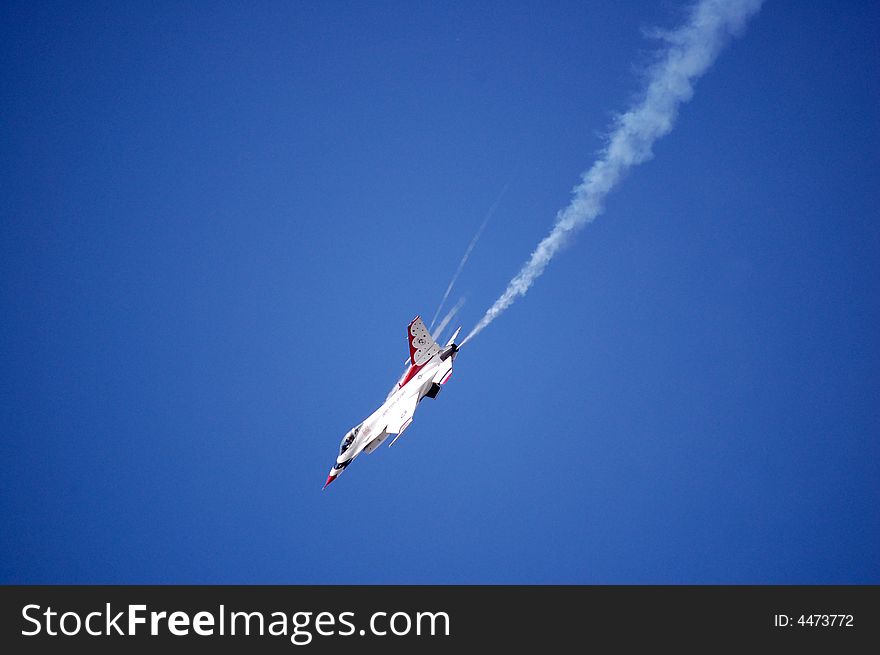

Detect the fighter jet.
[{"left": 323, "top": 316, "right": 460, "bottom": 489}]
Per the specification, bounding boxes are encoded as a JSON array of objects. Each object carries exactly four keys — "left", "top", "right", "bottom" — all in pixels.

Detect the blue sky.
[{"left": 2, "top": 1, "right": 878, "bottom": 583}]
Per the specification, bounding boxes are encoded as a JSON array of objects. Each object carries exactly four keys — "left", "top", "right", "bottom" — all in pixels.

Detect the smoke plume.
[
  {"left": 463, "top": 0, "right": 763, "bottom": 345},
  {"left": 429, "top": 181, "right": 510, "bottom": 331}
]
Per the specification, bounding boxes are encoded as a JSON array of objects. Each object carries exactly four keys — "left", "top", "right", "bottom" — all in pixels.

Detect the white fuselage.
[
  {"left": 324, "top": 316, "right": 459, "bottom": 488},
  {"left": 342, "top": 351, "right": 452, "bottom": 463}
]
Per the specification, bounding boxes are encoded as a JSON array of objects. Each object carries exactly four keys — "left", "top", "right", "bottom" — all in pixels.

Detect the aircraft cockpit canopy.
[{"left": 339, "top": 423, "right": 362, "bottom": 455}]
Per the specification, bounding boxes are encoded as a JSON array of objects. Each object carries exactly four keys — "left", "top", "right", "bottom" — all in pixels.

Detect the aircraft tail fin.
[{"left": 407, "top": 316, "right": 441, "bottom": 366}]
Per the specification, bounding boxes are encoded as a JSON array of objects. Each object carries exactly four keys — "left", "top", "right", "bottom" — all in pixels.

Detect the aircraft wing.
[
  {"left": 384, "top": 393, "right": 419, "bottom": 436},
  {"left": 408, "top": 316, "right": 441, "bottom": 366}
]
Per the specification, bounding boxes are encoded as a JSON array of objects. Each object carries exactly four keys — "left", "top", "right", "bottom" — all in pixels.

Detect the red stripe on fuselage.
[
  {"left": 399, "top": 355, "right": 434, "bottom": 388},
  {"left": 399, "top": 363, "right": 422, "bottom": 388}
]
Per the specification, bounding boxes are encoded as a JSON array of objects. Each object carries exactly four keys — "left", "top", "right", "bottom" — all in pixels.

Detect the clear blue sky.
[{"left": 2, "top": 1, "right": 878, "bottom": 583}]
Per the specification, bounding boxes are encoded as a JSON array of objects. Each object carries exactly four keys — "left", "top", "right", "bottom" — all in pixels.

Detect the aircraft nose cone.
[{"left": 323, "top": 474, "right": 335, "bottom": 490}]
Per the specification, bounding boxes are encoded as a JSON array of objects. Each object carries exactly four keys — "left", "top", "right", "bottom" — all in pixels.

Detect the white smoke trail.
[
  {"left": 429, "top": 181, "right": 511, "bottom": 331},
  {"left": 462, "top": 0, "right": 763, "bottom": 346},
  {"left": 433, "top": 297, "right": 465, "bottom": 343}
]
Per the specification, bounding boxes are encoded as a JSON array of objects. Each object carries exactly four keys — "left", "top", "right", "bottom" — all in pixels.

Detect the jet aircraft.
[{"left": 323, "top": 316, "right": 460, "bottom": 488}]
